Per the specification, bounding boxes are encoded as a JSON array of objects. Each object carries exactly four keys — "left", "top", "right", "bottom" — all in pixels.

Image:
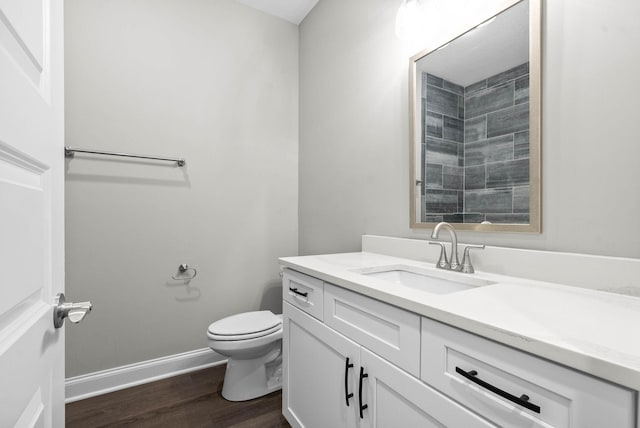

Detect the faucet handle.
[
  {"left": 429, "top": 242, "right": 450, "bottom": 270},
  {"left": 461, "top": 245, "right": 485, "bottom": 274}
]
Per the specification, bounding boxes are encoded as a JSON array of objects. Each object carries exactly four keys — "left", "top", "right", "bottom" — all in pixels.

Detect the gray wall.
[
  {"left": 299, "top": 0, "right": 640, "bottom": 259},
  {"left": 65, "top": 0, "right": 298, "bottom": 377}
]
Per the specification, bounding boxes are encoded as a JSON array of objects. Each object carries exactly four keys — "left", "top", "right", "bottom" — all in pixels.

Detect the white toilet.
[{"left": 207, "top": 310, "right": 283, "bottom": 401}]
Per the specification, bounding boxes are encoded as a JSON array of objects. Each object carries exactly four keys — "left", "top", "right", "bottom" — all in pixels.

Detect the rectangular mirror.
[{"left": 409, "top": 0, "right": 541, "bottom": 232}]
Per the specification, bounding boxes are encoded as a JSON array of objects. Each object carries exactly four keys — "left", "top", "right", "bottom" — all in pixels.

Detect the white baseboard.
[{"left": 65, "top": 348, "right": 226, "bottom": 403}]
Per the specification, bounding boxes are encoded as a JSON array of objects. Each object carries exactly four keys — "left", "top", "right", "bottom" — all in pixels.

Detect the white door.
[
  {"left": 283, "top": 303, "right": 360, "bottom": 428},
  {"left": 0, "top": 0, "right": 65, "bottom": 426}
]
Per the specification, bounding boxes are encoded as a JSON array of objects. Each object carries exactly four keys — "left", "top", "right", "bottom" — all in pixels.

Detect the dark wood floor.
[{"left": 66, "top": 365, "right": 291, "bottom": 428}]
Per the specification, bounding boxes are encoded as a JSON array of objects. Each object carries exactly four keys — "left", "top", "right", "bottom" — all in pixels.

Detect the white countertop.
[{"left": 280, "top": 252, "right": 640, "bottom": 391}]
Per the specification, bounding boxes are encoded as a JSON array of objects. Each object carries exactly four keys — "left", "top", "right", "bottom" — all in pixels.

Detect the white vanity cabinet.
[
  {"left": 284, "top": 303, "right": 497, "bottom": 428},
  {"left": 281, "top": 268, "right": 637, "bottom": 428},
  {"left": 282, "top": 270, "right": 497, "bottom": 428}
]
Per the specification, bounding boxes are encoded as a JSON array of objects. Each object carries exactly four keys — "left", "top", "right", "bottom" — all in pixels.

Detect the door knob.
[{"left": 53, "top": 293, "right": 92, "bottom": 328}]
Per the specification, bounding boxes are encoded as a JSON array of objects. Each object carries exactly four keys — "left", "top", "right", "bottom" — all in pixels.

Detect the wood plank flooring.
[{"left": 66, "top": 365, "right": 290, "bottom": 428}]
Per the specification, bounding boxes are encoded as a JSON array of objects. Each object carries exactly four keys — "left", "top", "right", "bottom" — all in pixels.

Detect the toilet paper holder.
[{"left": 172, "top": 263, "right": 198, "bottom": 280}]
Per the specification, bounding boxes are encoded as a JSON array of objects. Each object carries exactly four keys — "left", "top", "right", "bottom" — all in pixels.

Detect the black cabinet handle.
[
  {"left": 344, "top": 357, "right": 354, "bottom": 406},
  {"left": 358, "top": 366, "right": 368, "bottom": 418},
  {"left": 455, "top": 367, "right": 541, "bottom": 414},
  {"left": 288, "top": 287, "right": 308, "bottom": 298}
]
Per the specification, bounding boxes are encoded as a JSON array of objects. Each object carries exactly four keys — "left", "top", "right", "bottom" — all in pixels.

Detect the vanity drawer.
[
  {"left": 282, "top": 269, "right": 324, "bottom": 321},
  {"left": 421, "top": 317, "right": 635, "bottom": 428},
  {"left": 324, "top": 283, "right": 420, "bottom": 377}
]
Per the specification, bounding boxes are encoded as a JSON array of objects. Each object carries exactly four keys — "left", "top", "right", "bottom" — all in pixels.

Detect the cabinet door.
[
  {"left": 283, "top": 302, "right": 361, "bottom": 428},
  {"left": 359, "top": 348, "right": 497, "bottom": 428}
]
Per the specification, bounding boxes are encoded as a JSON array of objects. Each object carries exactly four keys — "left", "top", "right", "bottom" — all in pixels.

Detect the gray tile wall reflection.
[
  {"left": 421, "top": 63, "right": 530, "bottom": 224},
  {"left": 421, "top": 72, "right": 465, "bottom": 221},
  {"left": 463, "top": 63, "right": 529, "bottom": 223}
]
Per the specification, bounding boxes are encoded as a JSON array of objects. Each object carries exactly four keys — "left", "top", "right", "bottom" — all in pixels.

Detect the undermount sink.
[{"left": 356, "top": 265, "right": 496, "bottom": 295}]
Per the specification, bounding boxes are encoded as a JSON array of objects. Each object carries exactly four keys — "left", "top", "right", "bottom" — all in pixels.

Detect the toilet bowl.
[{"left": 207, "top": 310, "right": 283, "bottom": 401}]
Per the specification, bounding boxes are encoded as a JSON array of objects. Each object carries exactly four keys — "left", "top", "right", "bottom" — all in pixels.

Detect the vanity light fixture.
[{"left": 395, "top": 0, "right": 428, "bottom": 41}]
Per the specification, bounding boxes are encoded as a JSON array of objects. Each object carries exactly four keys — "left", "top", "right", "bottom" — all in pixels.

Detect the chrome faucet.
[
  {"left": 460, "top": 244, "right": 485, "bottom": 273},
  {"left": 430, "top": 222, "right": 461, "bottom": 271}
]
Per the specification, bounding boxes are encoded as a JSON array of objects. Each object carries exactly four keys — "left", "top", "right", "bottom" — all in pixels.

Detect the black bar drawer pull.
[
  {"left": 455, "top": 367, "right": 541, "bottom": 414},
  {"left": 288, "top": 287, "right": 308, "bottom": 298},
  {"left": 344, "top": 357, "right": 354, "bottom": 406},
  {"left": 358, "top": 366, "right": 368, "bottom": 418}
]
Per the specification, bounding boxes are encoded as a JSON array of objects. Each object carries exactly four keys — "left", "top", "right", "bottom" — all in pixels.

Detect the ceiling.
[{"left": 233, "top": 0, "right": 319, "bottom": 25}]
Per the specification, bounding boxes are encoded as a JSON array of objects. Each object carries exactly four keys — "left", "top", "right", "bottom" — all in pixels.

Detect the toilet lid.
[{"left": 208, "top": 311, "right": 281, "bottom": 340}]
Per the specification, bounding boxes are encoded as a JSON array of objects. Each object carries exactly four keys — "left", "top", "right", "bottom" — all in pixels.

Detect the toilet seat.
[{"left": 208, "top": 311, "right": 282, "bottom": 341}]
